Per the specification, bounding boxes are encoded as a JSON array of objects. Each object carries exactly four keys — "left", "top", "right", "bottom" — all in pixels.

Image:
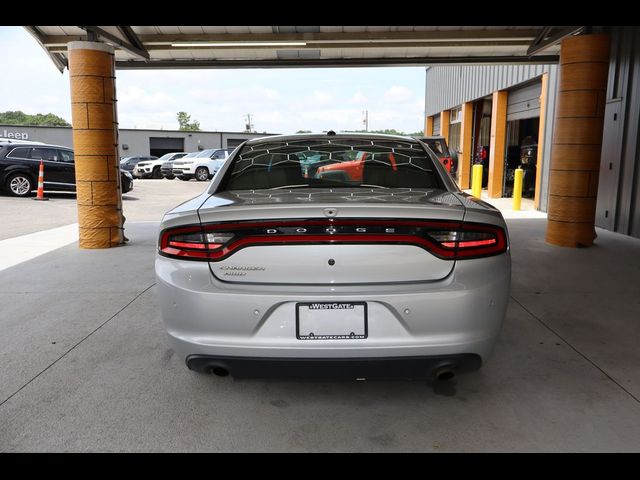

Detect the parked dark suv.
[{"left": 0, "top": 140, "right": 133, "bottom": 197}]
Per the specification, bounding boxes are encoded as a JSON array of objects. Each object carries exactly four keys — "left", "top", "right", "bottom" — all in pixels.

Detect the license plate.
[{"left": 296, "top": 302, "right": 368, "bottom": 340}]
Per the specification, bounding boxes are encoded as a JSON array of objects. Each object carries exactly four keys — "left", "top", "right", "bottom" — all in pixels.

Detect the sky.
[{"left": 0, "top": 26, "right": 427, "bottom": 135}]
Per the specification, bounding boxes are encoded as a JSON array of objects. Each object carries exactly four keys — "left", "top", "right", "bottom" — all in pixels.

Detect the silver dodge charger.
[{"left": 155, "top": 133, "right": 511, "bottom": 381}]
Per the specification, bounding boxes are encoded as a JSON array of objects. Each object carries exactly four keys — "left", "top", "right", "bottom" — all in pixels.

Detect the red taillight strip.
[
  {"left": 454, "top": 227, "right": 507, "bottom": 259},
  {"left": 168, "top": 241, "right": 207, "bottom": 249},
  {"left": 441, "top": 238, "right": 497, "bottom": 248},
  {"left": 158, "top": 219, "right": 508, "bottom": 261},
  {"left": 160, "top": 225, "right": 207, "bottom": 259}
]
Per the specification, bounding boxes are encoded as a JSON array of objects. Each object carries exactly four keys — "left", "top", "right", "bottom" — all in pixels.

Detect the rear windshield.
[{"left": 220, "top": 138, "right": 444, "bottom": 191}]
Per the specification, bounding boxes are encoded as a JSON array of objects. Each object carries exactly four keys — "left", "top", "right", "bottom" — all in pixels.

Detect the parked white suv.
[
  {"left": 133, "top": 152, "right": 188, "bottom": 179},
  {"left": 172, "top": 148, "right": 232, "bottom": 181}
]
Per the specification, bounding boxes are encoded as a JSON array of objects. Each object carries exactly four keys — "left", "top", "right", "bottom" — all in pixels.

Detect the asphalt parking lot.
[
  {"left": 0, "top": 178, "right": 207, "bottom": 240},
  {"left": 1, "top": 179, "right": 640, "bottom": 452}
]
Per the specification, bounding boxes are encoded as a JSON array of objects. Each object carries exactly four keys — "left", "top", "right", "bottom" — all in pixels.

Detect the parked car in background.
[
  {"left": 120, "top": 155, "right": 157, "bottom": 172},
  {"left": 133, "top": 152, "right": 187, "bottom": 179},
  {"left": 171, "top": 148, "right": 232, "bottom": 181},
  {"left": 162, "top": 151, "right": 197, "bottom": 179},
  {"left": 156, "top": 133, "right": 511, "bottom": 381},
  {"left": 0, "top": 140, "right": 133, "bottom": 196},
  {"left": 315, "top": 150, "right": 388, "bottom": 182},
  {"left": 417, "top": 136, "right": 457, "bottom": 176}
]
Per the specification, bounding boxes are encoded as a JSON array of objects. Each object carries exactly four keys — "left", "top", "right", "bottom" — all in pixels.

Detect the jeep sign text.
[{"left": 2, "top": 130, "right": 29, "bottom": 140}]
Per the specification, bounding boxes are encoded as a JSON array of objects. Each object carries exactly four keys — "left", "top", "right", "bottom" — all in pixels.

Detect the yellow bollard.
[
  {"left": 471, "top": 164, "right": 483, "bottom": 199},
  {"left": 513, "top": 168, "right": 523, "bottom": 211}
]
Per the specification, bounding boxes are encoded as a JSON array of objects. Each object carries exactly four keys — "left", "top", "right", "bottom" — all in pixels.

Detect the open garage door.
[
  {"left": 507, "top": 81, "right": 542, "bottom": 121},
  {"left": 150, "top": 137, "right": 185, "bottom": 157},
  {"left": 226, "top": 138, "right": 245, "bottom": 149},
  {"left": 504, "top": 81, "right": 542, "bottom": 198}
]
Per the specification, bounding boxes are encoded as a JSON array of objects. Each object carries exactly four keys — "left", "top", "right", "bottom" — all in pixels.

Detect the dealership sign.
[{"left": 2, "top": 130, "right": 29, "bottom": 140}]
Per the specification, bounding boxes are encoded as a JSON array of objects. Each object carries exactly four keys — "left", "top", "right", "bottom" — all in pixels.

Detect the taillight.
[
  {"left": 159, "top": 226, "right": 235, "bottom": 259},
  {"left": 428, "top": 226, "right": 507, "bottom": 259},
  {"left": 158, "top": 220, "right": 507, "bottom": 261}
]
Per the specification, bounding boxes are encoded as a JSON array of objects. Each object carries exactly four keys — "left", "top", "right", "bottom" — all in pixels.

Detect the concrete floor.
[
  {"left": 0, "top": 178, "right": 207, "bottom": 239},
  {"left": 1, "top": 182, "right": 640, "bottom": 452}
]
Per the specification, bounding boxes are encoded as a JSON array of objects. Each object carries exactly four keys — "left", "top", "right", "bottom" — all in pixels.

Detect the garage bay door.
[
  {"left": 433, "top": 114, "right": 441, "bottom": 135},
  {"left": 507, "top": 82, "right": 542, "bottom": 121}
]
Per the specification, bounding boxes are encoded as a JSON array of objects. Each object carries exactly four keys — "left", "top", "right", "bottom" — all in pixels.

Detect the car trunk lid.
[{"left": 197, "top": 188, "right": 465, "bottom": 285}]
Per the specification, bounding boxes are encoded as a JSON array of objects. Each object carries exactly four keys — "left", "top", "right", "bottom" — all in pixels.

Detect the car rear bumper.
[
  {"left": 156, "top": 252, "right": 511, "bottom": 367},
  {"left": 185, "top": 353, "right": 482, "bottom": 380}
]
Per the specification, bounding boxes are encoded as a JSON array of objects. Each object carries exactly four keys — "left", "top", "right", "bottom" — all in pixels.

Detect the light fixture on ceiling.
[{"left": 171, "top": 41, "right": 308, "bottom": 47}]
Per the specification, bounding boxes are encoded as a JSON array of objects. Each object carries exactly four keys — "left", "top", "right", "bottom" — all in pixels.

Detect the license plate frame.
[{"left": 295, "top": 302, "right": 368, "bottom": 340}]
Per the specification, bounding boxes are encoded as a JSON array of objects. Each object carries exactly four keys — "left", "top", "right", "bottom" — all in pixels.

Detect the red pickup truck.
[{"left": 315, "top": 151, "right": 398, "bottom": 182}]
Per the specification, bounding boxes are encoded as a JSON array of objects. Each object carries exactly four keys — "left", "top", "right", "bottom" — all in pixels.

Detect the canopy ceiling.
[{"left": 25, "top": 26, "right": 585, "bottom": 72}]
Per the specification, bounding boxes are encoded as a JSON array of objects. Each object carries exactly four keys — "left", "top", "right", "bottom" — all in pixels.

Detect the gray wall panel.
[
  {"left": 425, "top": 64, "right": 553, "bottom": 116},
  {"left": 597, "top": 26, "right": 640, "bottom": 239}
]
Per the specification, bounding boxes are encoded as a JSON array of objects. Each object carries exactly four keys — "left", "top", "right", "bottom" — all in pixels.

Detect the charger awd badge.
[{"left": 324, "top": 207, "right": 338, "bottom": 217}]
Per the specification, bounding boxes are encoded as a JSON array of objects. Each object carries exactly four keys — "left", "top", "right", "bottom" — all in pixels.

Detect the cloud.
[
  {"left": 383, "top": 85, "right": 414, "bottom": 103},
  {"left": 349, "top": 91, "right": 368, "bottom": 104},
  {"left": 118, "top": 86, "right": 179, "bottom": 112},
  {"left": 189, "top": 85, "right": 281, "bottom": 103},
  {"left": 1, "top": 27, "right": 428, "bottom": 135}
]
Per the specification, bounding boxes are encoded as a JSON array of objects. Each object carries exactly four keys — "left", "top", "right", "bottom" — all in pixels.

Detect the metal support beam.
[
  {"left": 117, "top": 26, "right": 148, "bottom": 54},
  {"left": 23, "top": 26, "right": 67, "bottom": 72},
  {"left": 527, "top": 26, "right": 585, "bottom": 56},
  {"left": 115, "top": 55, "right": 560, "bottom": 70},
  {"left": 78, "top": 26, "right": 150, "bottom": 60},
  {"left": 531, "top": 26, "right": 553, "bottom": 47},
  {"left": 40, "top": 29, "right": 544, "bottom": 47},
  {"left": 46, "top": 39, "right": 535, "bottom": 54}
]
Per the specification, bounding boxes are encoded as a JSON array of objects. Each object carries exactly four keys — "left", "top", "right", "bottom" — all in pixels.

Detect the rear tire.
[
  {"left": 165, "top": 174, "right": 175, "bottom": 180},
  {"left": 6, "top": 172, "right": 34, "bottom": 197},
  {"left": 195, "top": 167, "right": 209, "bottom": 181},
  {"left": 152, "top": 167, "right": 162, "bottom": 179},
  {"left": 178, "top": 176, "right": 190, "bottom": 181}
]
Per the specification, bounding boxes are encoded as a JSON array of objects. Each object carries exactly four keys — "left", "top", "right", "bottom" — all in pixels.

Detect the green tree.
[
  {"left": 0, "top": 110, "right": 70, "bottom": 126},
  {"left": 176, "top": 111, "right": 201, "bottom": 131},
  {"left": 296, "top": 130, "right": 312, "bottom": 134}
]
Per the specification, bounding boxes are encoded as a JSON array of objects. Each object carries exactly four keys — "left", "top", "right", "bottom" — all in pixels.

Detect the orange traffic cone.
[{"left": 33, "top": 160, "right": 49, "bottom": 201}]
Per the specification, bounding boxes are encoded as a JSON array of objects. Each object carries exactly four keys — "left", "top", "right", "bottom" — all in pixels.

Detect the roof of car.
[
  {"left": 244, "top": 132, "right": 421, "bottom": 145},
  {"left": 0, "top": 139, "right": 71, "bottom": 149}
]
